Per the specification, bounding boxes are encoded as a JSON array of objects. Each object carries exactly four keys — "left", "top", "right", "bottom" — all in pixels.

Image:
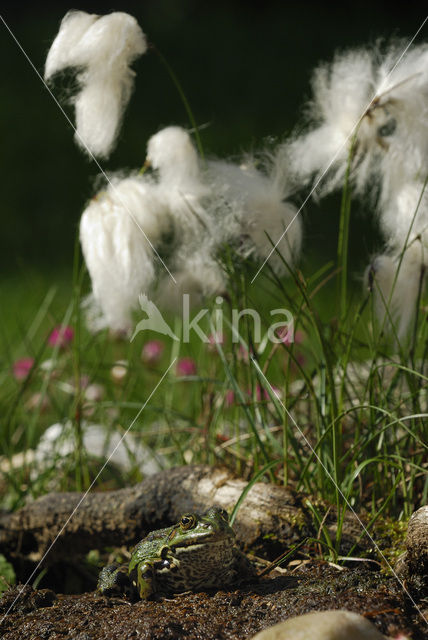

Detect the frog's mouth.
[{"left": 169, "top": 531, "right": 235, "bottom": 549}]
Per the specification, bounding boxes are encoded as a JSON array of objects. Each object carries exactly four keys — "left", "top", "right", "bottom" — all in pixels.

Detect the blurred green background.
[{"left": 0, "top": 1, "right": 426, "bottom": 280}]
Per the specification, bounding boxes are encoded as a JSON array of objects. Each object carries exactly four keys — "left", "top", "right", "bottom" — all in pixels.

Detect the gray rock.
[
  {"left": 396, "top": 505, "right": 428, "bottom": 595},
  {"left": 249, "top": 610, "right": 387, "bottom": 640}
]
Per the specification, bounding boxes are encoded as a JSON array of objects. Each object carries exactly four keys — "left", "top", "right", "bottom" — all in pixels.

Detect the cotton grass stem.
[
  {"left": 337, "top": 132, "right": 358, "bottom": 322},
  {"left": 71, "top": 232, "right": 88, "bottom": 491},
  {"left": 151, "top": 45, "right": 204, "bottom": 161}
]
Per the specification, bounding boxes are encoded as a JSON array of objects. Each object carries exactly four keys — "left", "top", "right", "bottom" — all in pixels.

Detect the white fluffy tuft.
[
  {"left": 80, "top": 128, "right": 225, "bottom": 331},
  {"left": 278, "top": 41, "right": 428, "bottom": 201},
  {"left": 80, "top": 127, "right": 302, "bottom": 332},
  {"left": 45, "top": 11, "right": 147, "bottom": 158},
  {"left": 277, "top": 40, "right": 428, "bottom": 337},
  {"left": 206, "top": 159, "right": 302, "bottom": 274},
  {"left": 147, "top": 126, "right": 201, "bottom": 185},
  {"left": 367, "top": 241, "right": 426, "bottom": 340},
  {"left": 44, "top": 11, "right": 99, "bottom": 77},
  {"left": 147, "top": 127, "right": 226, "bottom": 307},
  {"left": 278, "top": 48, "right": 376, "bottom": 196},
  {"left": 80, "top": 174, "right": 167, "bottom": 332}
]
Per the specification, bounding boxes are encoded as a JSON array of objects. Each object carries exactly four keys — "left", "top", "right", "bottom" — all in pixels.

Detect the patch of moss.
[
  {"left": 372, "top": 517, "right": 407, "bottom": 570},
  {"left": 0, "top": 554, "right": 15, "bottom": 593}
]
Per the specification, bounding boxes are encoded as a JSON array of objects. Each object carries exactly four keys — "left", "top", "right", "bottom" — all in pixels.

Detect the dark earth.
[
  {"left": 1, "top": 563, "right": 427, "bottom": 640},
  {"left": 1, "top": 468, "right": 426, "bottom": 639}
]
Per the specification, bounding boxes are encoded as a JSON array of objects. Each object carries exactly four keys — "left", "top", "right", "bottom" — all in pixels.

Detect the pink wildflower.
[
  {"left": 295, "top": 353, "right": 306, "bottom": 367},
  {"left": 275, "top": 325, "right": 294, "bottom": 345},
  {"left": 256, "top": 386, "right": 270, "bottom": 402},
  {"left": 80, "top": 375, "right": 90, "bottom": 389},
  {"left": 224, "top": 390, "right": 235, "bottom": 407},
  {"left": 176, "top": 357, "right": 197, "bottom": 377},
  {"left": 207, "top": 333, "right": 224, "bottom": 352},
  {"left": 249, "top": 385, "right": 282, "bottom": 403},
  {"left": 26, "top": 392, "right": 50, "bottom": 412},
  {"left": 13, "top": 358, "right": 34, "bottom": 381},
  {"left": 289, "top": 352, "right": 306, "bottom": 375},
  {"left": 141, "top": 340, "right": 164, "bottom": 365},
  {"left": 237, "top": 344, "right": 251, "bottom": 363},
  {"left": 294, "top": 330, "right": 304, "bottom": 344},
  {"left": 264, "top": 384, "right": 282, "bottom": 400},
  {"left": 48, "top": 325, "right": 74, "bottom": 349},
  {"left": 276, "top": 326, "right": 304, "bottom": 346}
]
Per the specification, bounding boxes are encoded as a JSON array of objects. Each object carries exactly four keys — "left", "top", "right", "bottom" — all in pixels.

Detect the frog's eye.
[{"left": 180, "top": 514, "right": 196, "bottom": 530}]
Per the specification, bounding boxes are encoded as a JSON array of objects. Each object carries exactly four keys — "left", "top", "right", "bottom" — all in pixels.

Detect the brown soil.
[{"left": 1, "top": 563, "right": 426, "bottom": 640}]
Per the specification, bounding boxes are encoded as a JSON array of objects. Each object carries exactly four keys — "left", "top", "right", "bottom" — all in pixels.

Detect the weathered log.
[{"left": 0, "top": 465, "right": 365, "bottom": 564}]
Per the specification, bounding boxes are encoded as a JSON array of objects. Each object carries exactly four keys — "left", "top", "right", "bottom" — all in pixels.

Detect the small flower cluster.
[
  {"left": 12, "top": 325, "right": 75, "bottom": 418},
  {"left": 13, "top": 325, "right": 74, "bottom": 381}
]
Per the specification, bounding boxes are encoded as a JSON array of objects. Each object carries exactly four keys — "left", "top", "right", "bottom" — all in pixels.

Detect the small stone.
[
  {"left": 110, "top": 360, "right": 128, "bottom": 384},
  {"left": 405, "top": 505, "right": 428, "bottom": 561},
  {"left": 249, "top": 610, "right": 387, "bottom": 640},
  {"left": 395, "top": 505, "right": 428, "bottom": 599},
  {"left": 84, "top": 383, "right": 105, "bottom": 402}
]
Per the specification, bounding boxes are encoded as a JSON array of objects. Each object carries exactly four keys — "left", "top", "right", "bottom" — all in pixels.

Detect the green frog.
[{"left": 97, "top": 506, "right": 255, "bottom": 600}]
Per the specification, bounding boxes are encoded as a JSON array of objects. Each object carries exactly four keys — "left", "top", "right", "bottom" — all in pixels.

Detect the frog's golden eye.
[{"left": 180, "top": 514, "right": 196, "bottom": 530}]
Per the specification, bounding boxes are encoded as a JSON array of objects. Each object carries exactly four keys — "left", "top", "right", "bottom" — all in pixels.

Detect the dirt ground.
[{"left": 1, "top": 562, "right": 426, "bottom": 640}]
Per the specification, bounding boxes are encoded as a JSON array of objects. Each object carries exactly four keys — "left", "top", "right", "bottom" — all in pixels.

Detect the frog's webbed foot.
[
  {"left": 96, "top": 595, "right": 133, "bottom": 606},
  {"left": 97, "top": 563, "right": 138, "bottom": 600}
]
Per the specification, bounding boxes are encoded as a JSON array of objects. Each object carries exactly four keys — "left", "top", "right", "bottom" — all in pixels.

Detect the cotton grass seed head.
[
  {"left": 366, "top": 241, "right": 426, "bottom": 340},
  {"left": 279, "top": 41, "right": 428, "bottom": 204},
  {"left": 279, "top": 40, "right": 428, "bottom": 338},
  {"left": 80, "top": 174, "right": 168, "bottom": 332},
  {"left": 45, "top": 11, "right": 147, "bottom": 158},
  {"left": 146, "top": 126, "right": 201, "bottom": 186}
]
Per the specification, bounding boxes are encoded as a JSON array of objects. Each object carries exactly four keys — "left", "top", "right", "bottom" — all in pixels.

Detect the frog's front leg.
[
  {"left": 133, "top": 560, "right": 157, "bottom": 599},
  {"left": 132, "top": 554, "right": 176, "bottom": 599}
]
